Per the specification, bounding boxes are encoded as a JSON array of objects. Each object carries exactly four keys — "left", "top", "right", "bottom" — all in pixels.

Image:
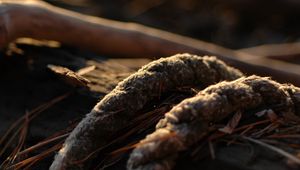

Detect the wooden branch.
[
  {"left": 236, "top": 42, "right": 300, "bottom": 64},
  {"left": 1, "top": 1, "right": 300, "bottom": 85}
]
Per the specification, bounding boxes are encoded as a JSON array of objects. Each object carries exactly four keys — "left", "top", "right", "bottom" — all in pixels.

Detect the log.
[{"left": 0, "top": 1, "right": 300, "bottom": 86}]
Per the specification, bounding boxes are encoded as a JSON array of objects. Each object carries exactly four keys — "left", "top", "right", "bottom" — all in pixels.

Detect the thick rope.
[
  {"left": 50, "top": 53, "right": 242, "bottom": 170},
  {"left": 127, "top": 75, "right": 300, "bottom": 170}
]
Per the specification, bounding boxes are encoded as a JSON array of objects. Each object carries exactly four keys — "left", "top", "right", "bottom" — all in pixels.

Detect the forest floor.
[{"left": 1, "top": 1, "right": 300, "bottom": 169}]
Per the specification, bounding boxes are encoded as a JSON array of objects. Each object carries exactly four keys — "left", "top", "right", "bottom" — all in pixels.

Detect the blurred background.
[{"left": 45, "top": 0, "right": 300, "bottom": 49}]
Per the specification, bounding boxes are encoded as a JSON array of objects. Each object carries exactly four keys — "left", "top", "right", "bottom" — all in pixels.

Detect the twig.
[
  {"left": 243, "top": 136, "right": 300, "bottom": 165},
  {"left": 208, "top": 141, "right": 215, "bottom": 160},
  {"left": 267, "top": 134, "right": 300, "bottom": 139},
  {"left": 0, "top": 92, "right": 71, "bottom": 168},
  {"left": 237, "top": 42, "right": 300, "bottom": 58},
  {"left": 17, "top": 133, "right": 69, "bottom": 156},
  {"left": 7, "top": 143, "right": 63, "bottom": 170}
]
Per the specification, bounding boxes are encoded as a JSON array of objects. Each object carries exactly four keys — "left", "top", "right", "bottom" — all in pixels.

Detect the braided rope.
[
  {"left": 127, "top": 75, "right": 300, "bottom": 170},
  {"left": 50, "top": 54, "right": 242, "bottom": 169}
]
